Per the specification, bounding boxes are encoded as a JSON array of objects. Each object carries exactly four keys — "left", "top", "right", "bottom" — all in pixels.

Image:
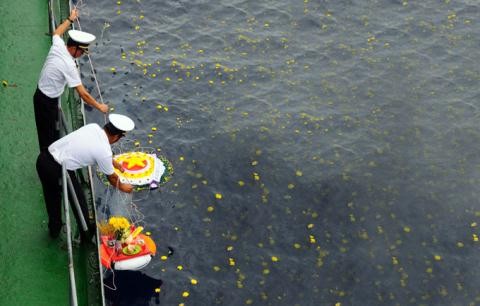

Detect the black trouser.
[
  {"left": 36, "top": 150, "right": 93, "bottom": 237},
  {"left": 33, "top": 88, "right": 60, "bottom": 152}
]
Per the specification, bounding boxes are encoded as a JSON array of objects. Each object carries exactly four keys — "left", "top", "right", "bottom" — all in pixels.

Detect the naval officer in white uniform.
[
  {"left": 34, "top": 8, "right": 109, "bottom": 151},
  {"left": 36, "top": 114, "right": 134, "bottom": 239}
]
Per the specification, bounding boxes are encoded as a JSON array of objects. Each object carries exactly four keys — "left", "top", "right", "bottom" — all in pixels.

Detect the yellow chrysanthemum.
[{"left": 108, "top": 216, "right": 131, "bottom": 241}]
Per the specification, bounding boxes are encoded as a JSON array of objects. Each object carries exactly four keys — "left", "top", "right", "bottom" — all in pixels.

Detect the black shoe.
[
  {"left": 49, "top": 228, "right": 61, "bottom": 238},
  {"left": 48, "top": 222, "right": 62, "bottom": 238},
  {"left": 80, "top": 230, "right": 94, "bottom": 244}
]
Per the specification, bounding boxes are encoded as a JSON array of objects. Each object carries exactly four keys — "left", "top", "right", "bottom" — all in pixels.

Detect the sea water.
[{"left": 81, "top": 1, "right": 480, "bottom": 305}]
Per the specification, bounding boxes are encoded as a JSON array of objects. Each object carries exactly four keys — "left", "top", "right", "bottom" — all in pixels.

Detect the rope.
[
  {"left": 67, "top": 0, "right": 125, "bottom": 293},
  {"left": 69, "top": 1, "right": 147, "bottom": 221},
  {"left": 71, "top": 0, "right": 107, "bottom": 124}
]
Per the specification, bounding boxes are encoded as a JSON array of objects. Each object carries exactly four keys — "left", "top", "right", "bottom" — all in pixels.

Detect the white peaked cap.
[
  {"left": 109, "top": 114, "right": 135, "bottom": 132},
  {"left": 68, "top": 29, "right": 96, "bottom": 44}
]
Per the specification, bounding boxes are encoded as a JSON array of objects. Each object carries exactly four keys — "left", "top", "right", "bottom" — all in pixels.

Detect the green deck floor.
[{"left": 0, "top": 1, "right": 83, "bottom": 305}]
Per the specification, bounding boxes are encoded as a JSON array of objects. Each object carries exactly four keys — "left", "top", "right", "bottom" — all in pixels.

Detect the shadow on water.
[{"left": 104, "top": 270, "right": 163, "bottom": 306}]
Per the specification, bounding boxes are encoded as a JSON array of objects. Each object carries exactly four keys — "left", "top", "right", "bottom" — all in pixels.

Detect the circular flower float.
[{"left": 99, "top": 151, "right": 173, "bottom": 190}]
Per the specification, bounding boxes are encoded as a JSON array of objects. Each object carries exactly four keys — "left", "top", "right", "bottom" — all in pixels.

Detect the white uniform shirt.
[
  {"left": 49, "top": 124, "right": 114, "bottom": 175},
  {"left": 38, "top": 35, "right": 82, "bottom": 98}
]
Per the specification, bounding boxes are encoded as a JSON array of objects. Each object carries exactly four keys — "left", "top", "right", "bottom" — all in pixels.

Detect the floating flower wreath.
[{"left": 97, "top": 153, "right": 173, "bottom": 190}]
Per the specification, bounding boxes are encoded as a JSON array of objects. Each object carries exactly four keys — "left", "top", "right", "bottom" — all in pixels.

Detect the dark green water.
[{"left": 81, "top": 0, "right": 480, "bottom": 305}]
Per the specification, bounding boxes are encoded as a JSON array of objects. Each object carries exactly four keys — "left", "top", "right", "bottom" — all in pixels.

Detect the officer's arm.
[
  {"left": 53, "top": 9, "right": 78, "bottom": 37},
  {"left": 75, "top": 84, "right": 109, "bottom": 113}
]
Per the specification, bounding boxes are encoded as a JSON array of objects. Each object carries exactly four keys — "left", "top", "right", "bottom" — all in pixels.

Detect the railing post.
[
  {"left": 66, "top": 173, "right": 89, "bottom": 231},
  {"left": 62, "top": 163, "right": 78, "bottom": 306},
  {"left": 48, "top": 0, "right": 56, "bottom": 32},
  {"left": 59, "top": 106, "right": 88, "bottom": 232},
  {"left": 59, "top": 107, "right": 71, "bottom": 135}
]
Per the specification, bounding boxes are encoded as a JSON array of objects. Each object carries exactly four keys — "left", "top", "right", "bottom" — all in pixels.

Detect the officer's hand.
[
  {"left": 120, "top": 183, "right": 134, "bottom": 193},
  {"left": 98, "top": 103, "right": 109, "bottom": 114},
  {"left": 69, "top": 9, "right": 79, "bottom": 21}
]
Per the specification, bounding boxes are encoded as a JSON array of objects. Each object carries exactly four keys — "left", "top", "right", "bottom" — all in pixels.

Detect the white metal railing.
[
  {"left": 59, "top": 115, "right": 89, "bottom": 233},
  {"left": 62, "top": 163, "right": 79, "bottom": 306},
  {"left": 66, "top": 1, "right": 108, "bottom": 303},
  {"left": 48, "top": 0, "right": 81, "bottom": 302},
  {"left": 48, "top": 0, "right": 106, "bottom": 305}
]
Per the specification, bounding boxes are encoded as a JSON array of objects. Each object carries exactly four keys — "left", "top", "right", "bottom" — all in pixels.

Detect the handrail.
[
  {"left": 49, "top": 1, "right": 107, "bottom": 305},
  {"left": 48, "top": 0, "right": 105, "bottom": 306},
  {"left": 47, "top": 0, "right": 57, "bottom": 32},
  {"left": 58, "top": 110, "right": 88, "bottom": 232},
  {"left": 67, "top": 162, "right": 89, "bottom": 230},
  {"left": 48, "top": 0, "right": 83, "bottom": 301},
  {"left": 62, "top": 163, "right": 79, "bottom": 306},
  {"left": 47, "top": 1, "right": 88, "bottom": 305}
]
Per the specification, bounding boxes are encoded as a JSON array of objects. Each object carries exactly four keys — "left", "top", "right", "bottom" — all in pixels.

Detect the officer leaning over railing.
[
  {"left": 36, "top": 114, "right": 134, "bottom": 240},
  {"left": 34, "top": 8, "right": 109, "bottom": 152}
]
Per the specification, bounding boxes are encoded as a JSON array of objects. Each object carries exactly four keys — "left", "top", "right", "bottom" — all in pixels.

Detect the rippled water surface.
[{"left": 80, "top": 0, "right": 480, "bottom": 305}]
